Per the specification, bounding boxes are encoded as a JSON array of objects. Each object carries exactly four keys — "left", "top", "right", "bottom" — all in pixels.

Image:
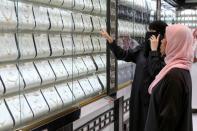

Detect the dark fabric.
[
  {"left": 145, "top": 68, "right": 193, "bottom": 131},
  {"left": 109, "top": 41, "right": 165, "bottom": 131},
  {"left": 148, "top": 21, "right": 168, "bottom": 36},
  {"left": 144, "top": 32, "right": 164, "bottom": 58}
]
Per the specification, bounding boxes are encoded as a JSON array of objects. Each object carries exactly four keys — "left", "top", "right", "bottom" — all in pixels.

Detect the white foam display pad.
[
  {"left": 34, "top": 34, "right": 51, "bottom": 58},
  {"left": 98, "top": 37, "right": 106, "bottom": 52},
  {"left": 91, "top": 36, "right": 101, "bottom": 52},
  {"left": 18, "top": 62, "right": 41, "bottom": 89},
  {"left": 92, "top": 0, "right": 101, "bottom": 14},
  {"left": 74, "top": 57, "right": 88, "bottom": 76},
  {"left": 100, "top": 54, "right": 106, "bottom": 67},
  {"left": 0, "top": 33, "right": 18, "bottom": 61},
  {"left": 92, "top": 16, "right": 101, "bottom": 33},
  {"left": 0, "top": 0, "right": 17, "bottom": 30},
  {"left": 73, "top": 35, "right": 84, "bottom": 54},
  {"left": 78, "top": 78, "right": 94, "bottom": 96},
  {"left": 87, "top": 75, "right": 102, "bottom": 92},
  {"left": 97, "top": 73, "right": 106, "bottom": 89},
  {"left": 41, "top": 87, "right": 63, "bottom": 112},
  {"left": 92, "top": 55, "right": 105, "bottom": 70},
  {"left": 50, "top": 0, "right": 63, "bottom": 6},
  {"left": 0, "top": 65, "right": 24, "bottom": 94},
  {"left": 17, "top": 34, "right": 36, "bottom": 59},
  {"left": 83, "top": 0, "right": 93, "bottom": 12},
  {"left": 34, "top": 60, "right": 56, "bottom": 85},
  {"left": 82, "top": 35, "right": 93, "bottom": 53},
  {"left": 62, "top": 0, "right": 73, "bottom": 8},
  {"left": 82, "top": 14, "right": 92, "bottom": 32},
  {"left": 25, "top": 90, "right": 49, "bottom": 118},
  {"left": 55, "top": 83, "right": 75, "bottom": 105},
  {"left": 72, "top": 13, "right": 84, "bottom": 32},
  {"left": 68, "top": 81, "right": 85, "bottom": 100},
  {"left": 61, "top": 58, "right": 79, "bottom": 78},
  {"left": 0, "top": 100, "right": 13, "bottom": 130},
  {"left": 99, "top": 0, "right": 106, "bottom": 15},
  {"left": 48, "top": 8, "right": 63, "bottom": 31},
  {"left": 33, "top": 6, "right": 50, "bottom": 30},
  {"left": 61, "top": 34, "right": 74, "bottom": 55},
  {"left": 49, "top": 59, "right": 68, "bottom": 81},
  {"left": 61, "top": 10, "right": 73, "bottom": 32},
  {"left": 49, "top": 34, "right": 64, "bottom": 56},
  {"left": 82, "top": 56, "right": 96, "bottom": 73},
  {"left": 17, "top": 2, "right": 35, "bottom": 29},
  {"left": 73, "top": 0, "right": 85, "bottom": 10},
  {"left": 6, "top": 95, "right": 33, "bottom": 126},
  {"left": 99, "top": 17, "right": 106, "bottom": 31}
]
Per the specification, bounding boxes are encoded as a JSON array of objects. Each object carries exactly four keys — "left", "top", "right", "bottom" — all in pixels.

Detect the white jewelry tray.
[
  {"left": 48, "top": 34, "right": 64, "bottom": 57},
  {"left": 55, "top": 83, "right": 75, "bottom": 105},
  {"left": 82, "top": 35, "right": 93, "bottom": 53},
  {"left": 87, "top": 75, "right": 102, "bottom": 93},
  {"left": 78, "top": 78, "right": 94, "bottom": 96},
  {"left": 0, "top": 64, "right": 25, "bottom": 95},
  {"left": 0, "top": 100, "right": 14, "bottom": 131},
  {"left": 48, "top": 8, "right": 63, "bottom": 31},
  {"left": 0, "top": 0, "right": 17, "bottom": 30},
  {"left": 61, "top": 34, "right": 74, "bottom": 56},
  {"left": 17, "top": 34, "right": 36, "bottom": 59},
  {"left": 34, "top": 60, "right": 56, "bottom": 85},
  {"left": 0, "top": 33, "right": 18, "bottom": 62},
  {"left": 17, "top": 2, "right": 35, "bottom": 30},
  {"left": 82, "top": 56, "right": 96, "bottom": 73},
  {"left": 41, "top": 86, "right": 63, "bottom": 112},
  {"left": 25, "top": 90, "right": 49, "bottom": 118},
  {"left": 5, "top": 95, "right": 33, "bottom": 126},
  {"left": 49, "top": 58, "right": 68, "bottom": 81},
  {"left": 61, "top": 58, "right": 79, "bottom": 78},
  {"left": 34, "top": 33, "right": 51, "bottom": 58},
  {"left": 33, "top": 6, "right": 50, "bottom": 30},
  {"left": 18, "top": 62, "right": 41, "bottom": 89},
  {"left": 68, "top": 81, "right": 85, "bottom": 100}
]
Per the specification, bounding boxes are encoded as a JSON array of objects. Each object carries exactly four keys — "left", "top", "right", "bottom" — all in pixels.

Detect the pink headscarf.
[{"left": 148, "top": 24, "right": 194, "bottom": 94}]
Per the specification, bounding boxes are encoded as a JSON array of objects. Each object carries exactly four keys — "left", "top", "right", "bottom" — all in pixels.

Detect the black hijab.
[{"left": 144, "top": 21, "right": 168, "bottom": 57}]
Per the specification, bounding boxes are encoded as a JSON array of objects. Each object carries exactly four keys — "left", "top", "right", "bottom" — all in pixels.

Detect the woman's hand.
[
  {"left": 100, "top": 31, "right": 113, "bottom": 44},
  {"left": 149, "top": 35, "right": 160, "bottom": 51}
]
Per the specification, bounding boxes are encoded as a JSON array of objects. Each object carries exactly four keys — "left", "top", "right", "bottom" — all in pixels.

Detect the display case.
[{"left": 0, "top": 0, "right": 107, "bottom": 130}]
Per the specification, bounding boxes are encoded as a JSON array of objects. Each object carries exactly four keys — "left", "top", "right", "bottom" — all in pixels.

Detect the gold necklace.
[{"left": 21, "top": 5, "right": 30, "bottom": 23}]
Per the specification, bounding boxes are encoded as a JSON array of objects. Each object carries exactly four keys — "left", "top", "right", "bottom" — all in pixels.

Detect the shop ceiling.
[{"left": 163, "top": 0, "right": 197, "bottom": 9}]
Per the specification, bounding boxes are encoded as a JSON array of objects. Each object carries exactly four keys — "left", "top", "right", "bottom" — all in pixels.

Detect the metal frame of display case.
[{"left": 107, "top": 0, "right": 119, "bottom": 96}]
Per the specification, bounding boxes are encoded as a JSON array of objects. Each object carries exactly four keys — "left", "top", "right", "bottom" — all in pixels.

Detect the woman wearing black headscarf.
[{"left": 100, "top": 21, "right": 167, "bottom": 131}]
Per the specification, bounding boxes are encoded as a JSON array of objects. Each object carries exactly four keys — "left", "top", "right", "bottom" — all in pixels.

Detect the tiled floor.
[{"left": 193, "top": 114, "right": 197, "bottom": 131}]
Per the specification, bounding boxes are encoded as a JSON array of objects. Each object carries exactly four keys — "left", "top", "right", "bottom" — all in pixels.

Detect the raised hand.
[
  {"left": 100, "top": 30, "right": 113, "bottom": 44},
  {"left": 149, "top": 35, "right": 160, "bottom": 51}
]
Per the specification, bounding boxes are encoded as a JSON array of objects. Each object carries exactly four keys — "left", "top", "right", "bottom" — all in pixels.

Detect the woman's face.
[{"left": 160, "top": 36, "right": 167, "bottom": 56}]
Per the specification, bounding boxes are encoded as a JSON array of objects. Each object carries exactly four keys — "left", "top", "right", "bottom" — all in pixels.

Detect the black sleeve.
[
  {"left": 158, "top": 73, "right": 184, "bottom": 131},
  {"left": 108, "top": 41, "right": 141, "bottom": 63},
  {"left": 147, "top": 51, "right": 165, "bottom": 78}
]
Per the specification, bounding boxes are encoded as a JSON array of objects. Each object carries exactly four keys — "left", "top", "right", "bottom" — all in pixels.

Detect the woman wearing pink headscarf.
[{"left": 145, "top": 24, "right": 194, "bottom": 131}]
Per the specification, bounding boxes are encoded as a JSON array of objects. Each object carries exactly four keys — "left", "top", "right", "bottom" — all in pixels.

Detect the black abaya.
[
  {"left": 145, "top": 68, "right": 193, "bottom": 131},
  {"left": 109, "top": 41, "right": 165, "bottom": 131}
]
